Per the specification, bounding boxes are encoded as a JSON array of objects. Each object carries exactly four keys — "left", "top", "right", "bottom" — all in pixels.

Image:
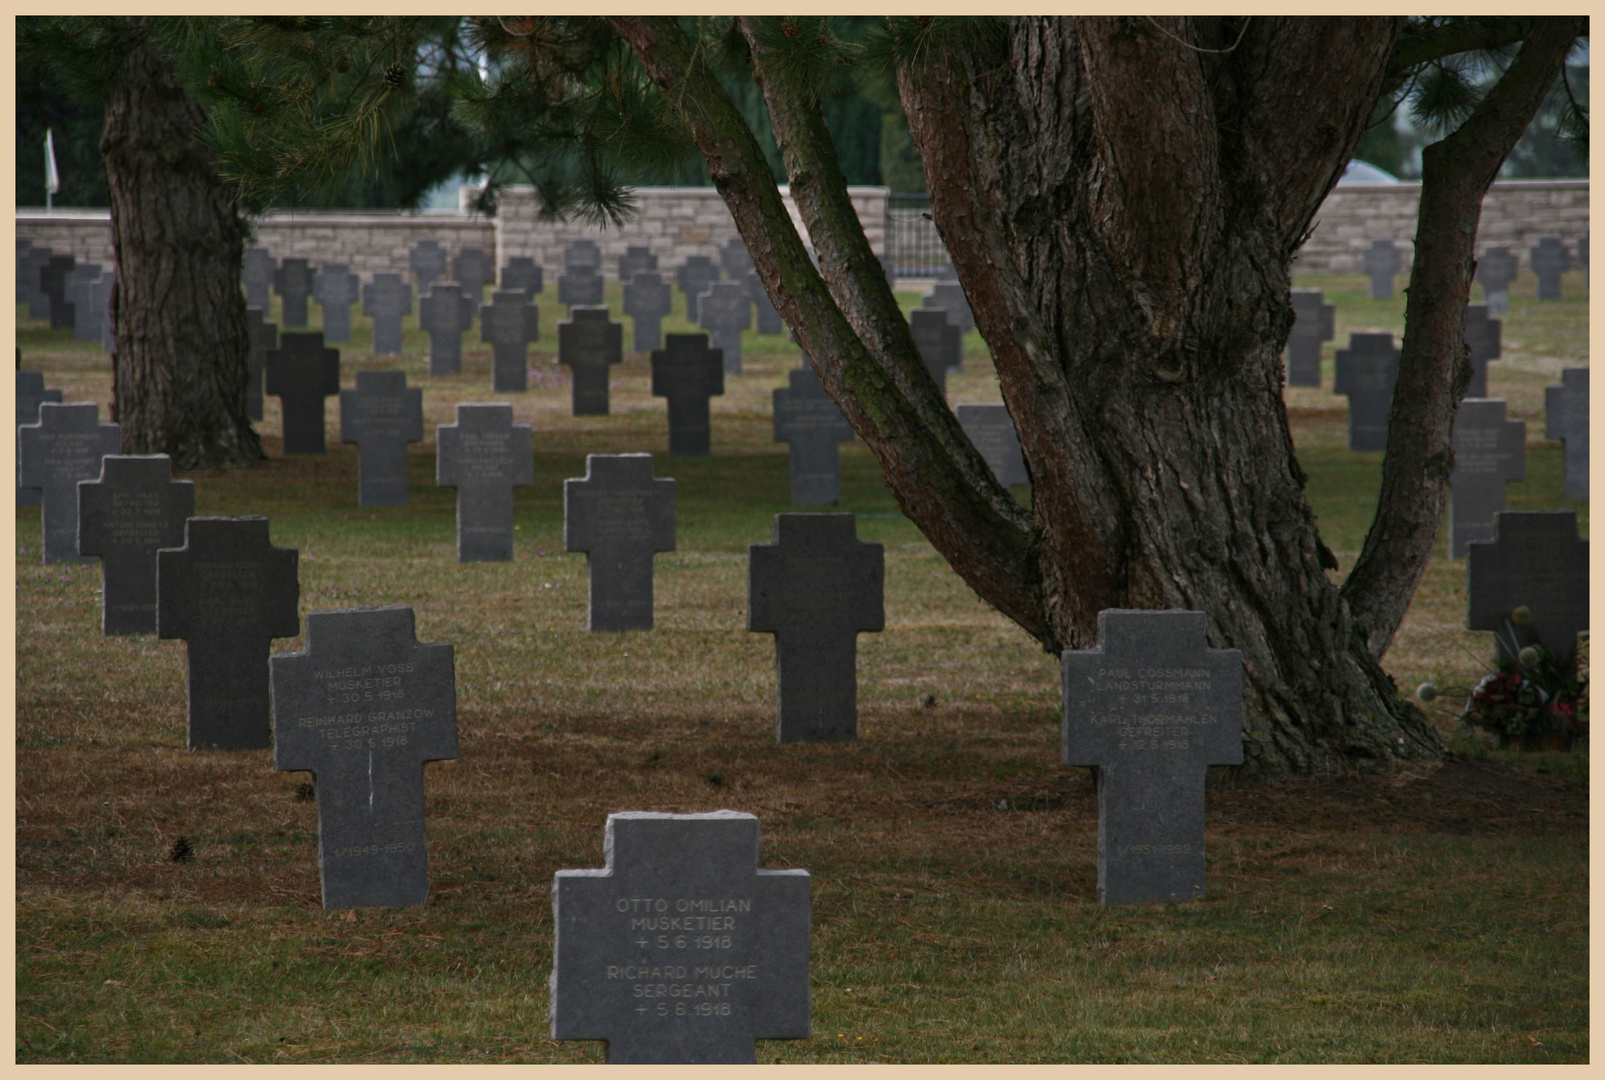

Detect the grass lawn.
[{"left": 13, "top": 270, "right": 1589, "bottom": 1063}]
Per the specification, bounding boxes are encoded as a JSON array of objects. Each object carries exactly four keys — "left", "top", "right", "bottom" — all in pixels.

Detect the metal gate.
[{"left": 883, "top": 193, "right": 952, "bottom": 279}]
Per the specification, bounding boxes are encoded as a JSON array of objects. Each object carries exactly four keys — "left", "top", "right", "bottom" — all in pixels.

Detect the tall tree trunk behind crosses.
[{"left": 100, "top": 20, "right": 263, "bottom": 469}]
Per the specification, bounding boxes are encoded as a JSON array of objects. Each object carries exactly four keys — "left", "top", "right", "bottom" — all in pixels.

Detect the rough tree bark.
[{"left": 100, "top": 18, "right": 264, "bottom": 469}]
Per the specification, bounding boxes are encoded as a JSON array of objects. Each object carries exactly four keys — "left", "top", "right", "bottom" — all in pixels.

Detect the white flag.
[{"left": 44, "top": 128, "right": 60, "bottom": 196}]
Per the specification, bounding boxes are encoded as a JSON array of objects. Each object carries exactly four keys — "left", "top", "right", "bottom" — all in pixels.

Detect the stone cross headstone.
[
  {"left": 719, "top": 236, "right": 755, "bottom": 281},
  {"left": 955, "top": 403, "right": 1029, "bottom": 487},
  {"left": 478, "top": 290, "right": 541, "bottom": 393},
  {"left": 564, "top": 454, "right": 677, "bottom": 631},
  {"left": 77, "top": 455, "right": 195, "bottom": 634},
  {"left": 1332, "top": 332, "right": 1400, "bottom": 452},
  {"left": 623, "top": 270, "right": 674, "bottom": 353},
  {"left": 551, "top": 810, "right": 811, "bottom": 1064},
  {"left": 156, "top": 516, "right": 300, "bottom": 750},
  {"left": 559, "top": 307, "right": 624, "bottom": 414},
  {"left": 419, "top": 284, "right": 469, "bottom": 376},
  {"left": 274, "top": 257, "right": 314, "bottom": 327},
  {"left": 362, "top": 271, "right": 413, "bottom": 355},
  {"left": 1361, "top": 238, "right": 1402, "bottom": 300},
  {"left": 1463, "top": 304, "right": 1502, "bottom": 399},
  {"left": 773, "top": 369, "right": 854, "bottom": 506},
  {"left": 1447, "top": 399, "right": 1525, "bottom": 559},
  {"left": 1476, "top": 246, "right": 1517, "bottom": 315},
  {"left": 16, "top": 371, "right": 62, "bottom": 507},
  {"left": 1061, "top": 609, "right": 1243, "bottom": 905},
  {"left": 698, "top": 282, "right": 752, "bottom": 375},
  {"left": 677, "top": 256, "right": 720, "bottom": 323},
  {"left": 451, "top": 246, "right": 494, "bottom": 309},
  {"left": 909, "top": 308, "right": 961, "bottom": 395},
  {"left": 651, "top": 334, "right": 725, "bottom": 456},
  {"left": 922, "top": 281, "right": 974, "bottom": 336},
  {"left": 748, "top": 513, "right": 884, "bottom": 742},
  {"left": 1529, "top": 236, "right": 1570, "bottom": 301},
  {"left": 245, "top": 308, "right": 278, "bottom": 423},
  {"left": 558, "top": 269, "right": 605, "bottom": 312},
  {"left": 40, "top": 254, "right": 77, "bottom": 330},
  {"left": 340, "top": 370, "right": 424, "bottom": 507},
  {"left": 18, "top": 402, "right": 122, "bottom": 564},
  {"left": 264, "top": 332, "right": 341, "bottom": 454},
  {"left": 1544, "top": 367, "right": 1589, "bottom": 500},
  {"left": 746, "top": 274, "right": 783, "bottom": 335},
  {"left": 565, "top": 239, "right": 603, "bottom": 275},
  {"left": 312, "top": 263, "right": 360, "bottom": 343},
  {"left": 1285, "top": 289, "right": 1336, "bottom": 388},
  {"left": 22, "top": 245, "right": 54, "bottom": 320},
  {"left": 410, "top": 240, "right": 447, "bottom": 294},
  {"left": 501, "top": 257, "right": 544, "bottom": 301},
  {"left": 92, "top": 271, "right": 116, "bottom": 353},
  {"left": 619, "top": 244, "right": 658, "bottom": 283},
  {"left": 270, "top": 605, "right": 458, "bottom": 910},
  {"left": 66, "top": 263, "right": 104, "bottom": 343},
  {"left": 435, "top": 403, "right": 534, "bottom": 562},
  {"left": 935, "top": 261, "right": 958, "bottom": 281},
  {"left": 1467, "top": 511, "right": 1589, "bottom": 666},
  {"left": 242, "top": 246, "right": 276, "bottom": 311}
]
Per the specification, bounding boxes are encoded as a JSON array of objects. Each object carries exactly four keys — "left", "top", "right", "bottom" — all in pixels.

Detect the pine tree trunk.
[{"left": 100, "top": 20, "right": 263, "bottom": 469}]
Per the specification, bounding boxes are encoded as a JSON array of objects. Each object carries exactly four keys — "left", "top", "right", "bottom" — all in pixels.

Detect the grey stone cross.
[
  {"left": 746, "top": 273, "right": 783, "bottom": 334},
  {"left": 274, "top": 257, "right": 315, "bottom": 327},
  {"left": 40, "top": 254, "right": 76, "bottom": 330},
  {"left": 565, "top": 239, "right": 603, "bottom": 275},
  {"left": 362, "top": 271, "right": 413, "bottom": 356},
  {"left": 243, "top": 245, "right": 276, "bottom": 310},
  {"left": 910, "top": 308, "right": 961, "bottom": 396},
  {"left": 698, "top": 281, "right": 752, "bottom": 375},
  {"left": 451, "top": 246, "right": 494, "bottom": 311},
  {"left": 265, "top": 332, "right": 341, "bottom": 454},
  {"left": 501, "top": 256, "right": 544, "bottom": 302},
  {"left": 410, "top": 240, "right": 448, "bottom": 294},
  {"left": 1467, "top": 511, "right": 1589, "bottom": 666},
  {"left": 66, "top": 264, "right": 104, "bottom": 343},
  {"left": 1285, "top": 289, "right": 1335, "bottom": 388},
  {"left": 676, "top": 256, "right": 720, "bottom": 323},
  {"left": 558, "top": 307, "right": 623, "bottom": 414},
  {"left": 339, "top": 370, "right": 424, "bottom": 507},
  {"left": 1529, "top": 236, "right": 1570, "bottom": 301},
  {"left": 1463, "top": 304, "right": 1502, "bottom": 399},
  {"left": 651, "top": 334, "right": 725, "bottom": 456},
  {"left": 954, "top": 403, "right": 1029, "bottom": 488},
  {"left": 719, "top": 236, "right": 754, "bottom": 280},
  {"left": 22, "top": 245, "right": 53, "bottom": 319},
  {"left": 312, "top": 264, "right": 360, "bottom": 343},
  {"left": 564, "top": 453, "right": 677, "bottom": 631},
  {"left": 77, "top": 454, "right": 195, "bottom": 634},
  {"left": 1476, "top": 246, "right": 1517, "bottom": 314},
  {"left": 773, "top": 369, "right": 854, "bottom": 505},
  {"left": 15, "top": 370, "right": 62, "bottom": 507},
  {"left": 624, "top": 271, "right": 674, "bottom": 353},
  {"left": 1544, "top": 367, "right": 1589, "bottom": 500},
  {"left": 481, "top": 289, "right": 542, "bottom": 393},
  {"left": 435, "top": 403, "right": 534, "bottom": 562},
  {"left": 558, "top": 269, "right": 605, "bottom": 312},
  {"left": 92, "top": 271, "right": 116, "bottom": 353},
  {"left": 618, "top": 244, "right": 658, "bottom": 283},
  {"left": 1447, "top": 398, "right": 1525, "bottom": 559},
  {"left": 1333, "top": 332, "right": 1400, "bottom": 452},
  {"left": 419, "top": 284, "right": 470, "bottom": 376},
  {"left": 246, "top": 308, "right": 278, "bottom": 422},
  {"left": 1361, "top": 238, "right": 1402, "bottom": 300},
  {"left": 18, "top": 401, "right": 122, "bottom": 563},
  {"left": 922, "top": 281, "right": 974, "bottom": 336}
]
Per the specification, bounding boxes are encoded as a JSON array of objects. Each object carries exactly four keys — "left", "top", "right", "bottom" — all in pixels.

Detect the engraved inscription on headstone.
[
  {"left": 677, "top": 256, "right": 720, "bottom": 323},
  {"left": 955, "top": 403, "right": 1029, "bottom": 488},
  {"left": 1476, "top": 246, "right": 1517, "bottom": 315},
  {"left": 922, "top": 281, "right": 974, "bottom": 336},
  {"left": 1529, "top": 236, "right": 1570, "bottom": 301},
  {"left": 274, "top": 257, "right": 314, "bottom": 327},
  {"left": 15, "top": 370, "right": 62, "bottom": 507},
  {"left": 551, "top": 810, "right": 811, "bottom": 1064},
  {"left": 909, "top": 308, "right": 961, "bottom": 395},
  {"left": 698, "top": 282, "right": 752, "bottom": 375},
  {"left": 265, "top": 332, "right": 341, "bottom": 454},
  {"left": 1545, "top": 367, "right": 1589, "bottom": 500},
  {"left": 436, "top": 403, "right": 535, "bottom": 562},
  {"left": 501, "top": 257, "right": 544, "bottom": 302},
  {"left": 1463, "top": 304, "right": 1502, "bottom": 399},
  {"left": 624, "top": 271, "right": 674, "bottom": 353},
  {"left": 157, "top": 516, "right": 300, "bottom": 750},
  {"left": 340, "top": 370, "right": 424, "bottom": 507},
  {"left": 564, "top": 454, "right": 677, "bottom": 631},
  {"left": 271, "top": 605, "right": 458, "bottom": 910},
  {"left": 1285, "top": 289, "right": 1336, "bottom": 388},
  {"left": 451, "top": 246, "right": 494, "bottom": 310},
  {"left": 619, "top": 245, "right": 658, "bottom": 283},
  {"left": 1448, "top": 399, "right": 1524, "bottom": 559},
  {"left": 246, "top": 308, "right": 278, "bottom": 423},
  {"left": 1467, "top": 511, "right": 1589, "bottom": 666},
  {"left": 312, "top": 264, "right": 360, "bottom": 343},
  {"left": 651, "top": 334, "right": 725, "bottom": 456},
  {"left": 565, "top": 239, "right": 603, "bottom": 275},
  {"left": 1361, "top": 238, "right": 1402, "bottom": 300},
  {"left": 482, "top": 290, "right": 542, "bottom": 393},
  {"left": 18, "top": 402, "right": 122, "bottom": 564},
  {"left": 1332, "top": 332, "right": 1400, "bottom": 452},
  {"left": 773, "top": 369, "right": 854, "bottom": 506},
  {"left": 748, "top": 513, "right": 884, "bottom": 742},
  {"left": 77, "top": 455, "right": 195, "bottom": 635},
  {"left": 419, "top": 284, "right": 469, "bottom": 376},
  {"left": 1061, "top": 608, "right": 1244, "bottom": 905},
  {"left": 362, "top": 272, "right": 413, "bottom": 355},
  {"left": 559, "top": 307, "right": 624, "bottom": 414},
  {"left": 410, "top": 240, "right": 448, "bottom": 294},
  {"left": 243, "top": 246, "right": 276, "bottom": 310},
  {"left": 558, "top": 269, "right": 605, "bottom": 312}
]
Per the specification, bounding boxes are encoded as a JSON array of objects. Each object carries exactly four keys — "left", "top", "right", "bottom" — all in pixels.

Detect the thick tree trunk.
[{"left": 100, "top": 19, "right": 263, "bottom": 469}]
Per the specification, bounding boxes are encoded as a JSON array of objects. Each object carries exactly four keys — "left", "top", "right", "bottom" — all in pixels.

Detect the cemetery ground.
[{"left": 14, "top": 272, "right": 1588, "bottom": 1063}]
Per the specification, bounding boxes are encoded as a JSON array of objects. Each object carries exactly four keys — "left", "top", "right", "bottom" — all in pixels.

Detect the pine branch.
[{"left": 1388, "top": 16, "right": 1540, "bottom": 76}]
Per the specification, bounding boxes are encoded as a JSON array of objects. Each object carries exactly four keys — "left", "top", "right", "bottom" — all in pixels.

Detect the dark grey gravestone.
[
  {"left": 564, "top": 454, "right": 677, "bottom": 631},
  {"left": 719, "top": 236, "right": 755, "bottom": 280},
  {"left": 746, "top": 273, "right": 783, "bottom": 334},
  {"left": 156, "top": 516, "right": 300, "bottom": 750},
  {"left": 1285, "top": 289, "right": 1335, "bottom": 388},
  {"left": 624, "top": 271, "right": 673, "bottom": 353},
  {"left": 551, "top": 810, "right": 811, "bottom": 1064},
  {"left": 565, "top": 239, "right": 603, "bottom": 275},
  {"left": 22, "top": 245, "right": 54, "bottom": 320},
  {"left": 1529, "top": 236, "right": 1570, "bottom": 301},
  {"left": 14, "top": 238, "right": 30, "bottom": 302},
  {"left": 1361, "top": 239, "right": 1402, "bottom": 300},
  {"left": 451, "top": 246, "right": 494, "bottom": 309},
  {"left": 245, "top": 308, "right": 277, "bottom": 423},
  {"left": 1332, "top": 332, "right": 1399, "bottom": 452},
  {"left": 619, "top": 245, "right": 658, "bottom": 283},
  {"left": 362, "top": 272, "right": 412, "bottom": 355},
  {"left": 502, "top": 257, "right": 544, "bottom": 301},
  {"left": 1463, "top": 304, "right": 1502, "bottom": 399},
  {"left": 558, "top": 269, "right": 605, "bottom": 312},
  {"left": 312, "top": 264, "right": 360, "bottom": 344},
  {"left": 18, "top": 402, "right": 121, "bottom": 564},
  {"left": 270, "top": 605, "right": 458, "bottom": 910},
  {"left": 340, "top": 370, "right": 424, "bottom": 507},
  {"left": 773, "top": 369, "right": 853, "bottom": 506},
  {"left": 93, "top": 271, "right": 116, "bottom": 353},
  {"left": 1062, "top": 609, "right": 1243, "bottom": 905},
  {"left": 923, "top": 281, "right": 974, "bottom": 336},
  {"left": 1545, "top": 367, "right": 1589, "bottom": 500},
  {"left": 66, "top": 264, "right": 104, "bottom": 343},
  {"left": 1476, "top": 246, "right": 1517, "bottom": 315},
  {"left": 419, "top": 284, "right": 468, "bottom": 376},
  {"left": 410, "top": 240, "right": 448, "bottom": 294},
  {"left": 677, "top": 256, "right": 720, "bottom": 323},
  {"left": 651, "top": 334, "right": 725, "bottom": 456},
  {"left": 1467, "top": 511, "right": 1589, "bottom": 666},
  {"left": 1448, "top": 399, "right": 1524, "bottom": 559},
  {"left": 935, "top": 261, "right": 958, "bottom": 281},
  {"left": 77, "top": 455, "right": 195, "bottom": 635},
  {"left": 559, "top": 307, "right": 624, "bottom": 414},
  {"left": 265, "top": 332, "right": 341, "bottom": 454},
  {"left": 243, "top": 246, "right": 276, "bottom": 310},
  {"left": 16, "top": 371, "right": 62, "bottom": 507},
  {"left": 482, "top": 290, "right": 542, "bottom": 392},
  {"left": 274, "top": 257, "right": 314, "bottom": 327},
  {"left": 698, "top": 282, "right": 752, "bottom": 376},
  {"left": 748, "top": 513, "right": 884, "bottom": 742},
  {"left": 910, "top": 308, "right": 961, "bottom": 394},
  {"left": 436, "top": 403, "right": 534, "bottom": 562},
  {"left": 955, "top": 403, "right": 1029, "bottom": 488},
  {"left": 40, "top": 255, "right": 77, "bottom": 330}
]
